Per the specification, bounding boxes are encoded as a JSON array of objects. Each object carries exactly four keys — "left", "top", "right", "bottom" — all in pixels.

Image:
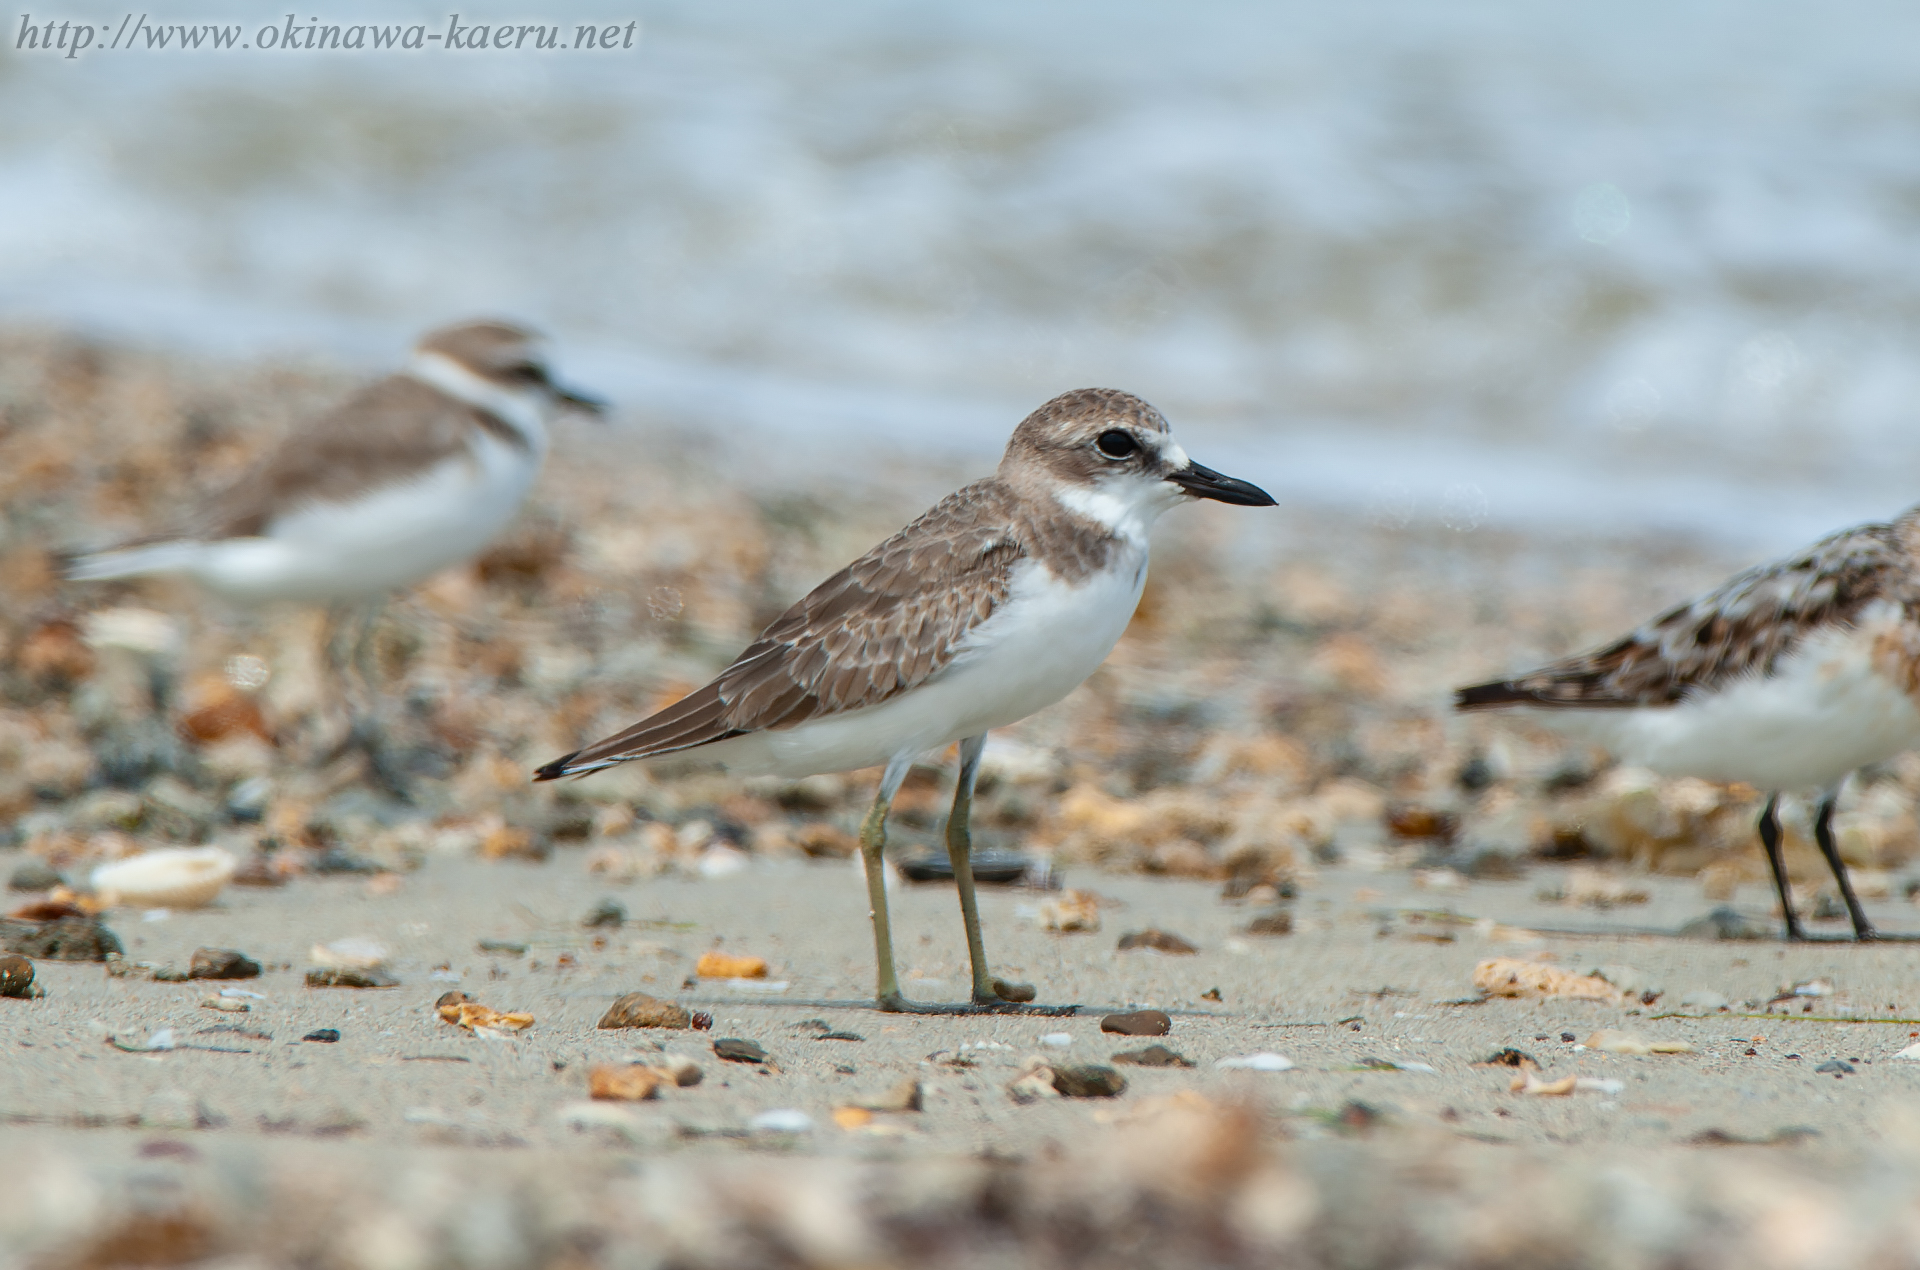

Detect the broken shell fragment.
[
  {"left": 1585, "top": 1029, "right": 1694, "bottom": 1055},
  {"left": 1473, "top": 958, "right": 1621, "bottom": 1002},
  {"left": 597, "top": 992, "right": 703, "bottom": 1030},
  {"left": 91, "top": 847, "right": 235, "bottom": 910},
  {"left": 437, "top": 1001, "right": 534, "bottom": 1033},
  {"left": 694, "top": 951, "right": 767, "bottom": 979},
  {"left": 1215, "top": 1052, "right": 1294, "bottom": 1072},
  {"left": 1039, "top": 890, "right": 1101, "bottom": 933}
]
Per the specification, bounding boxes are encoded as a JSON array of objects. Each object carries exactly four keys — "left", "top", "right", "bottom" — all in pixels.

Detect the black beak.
[
  {"left": 554, "top": 384, "right": 607, "bottom": 416},
  {"left": 1168, "top": 461, "right": 1276, "bottom": 507}
]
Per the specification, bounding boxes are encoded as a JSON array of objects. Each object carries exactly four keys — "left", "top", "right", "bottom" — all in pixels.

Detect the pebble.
[
  {"left": 200, "top": 996, "right": 249, "bottom": 1012},
  {"left": 1116, "top": 929, "right": 1197, "bottom": 955},
  {"left": 478, "top": 939, "right": 529, "bottom": 955},
  {"left": 7, "top": 860, "right": 62, "bottom": 892},
  {"left": 0, "top": 953, "right": 37, "bottom": 998},
  {"left": 1585, "top": 1029, "right": 1695, "bottom": 1055},
  {"left": 1815, "top": 1060, "right": 1857, "bottom": 1075},
  {"left": 1, "top": 916, "right": 122, "bottom": 961},
  {"left": 1243, "top": 910, "right": 1293, "bottom": 937},
  {"left": 302, "top": 1029, "right": 341, "bottom": 1043},
  {"left": 589, "top": 1064, "right": 664, "bottom": 1101},
  {"left": 597, "top": 992, "right": 710, "bottom": 1030},
  {"left": 305, "top": 967, "right": 400, "bottom": 989},
  {"left": 188, "top": 947, "right": 262, "bottom": 980},
  {"left": 1677, "top": 906, "right": 1771, "bottom": 941},
  {"left": 583, "top": 898, "right": 627, "bottom": 928},
  {"left": 1101, "top": 1010, "right": 1172, "bottom": 1037},
  {"left": 713, "top": 1037, "right": 768, "bottom": 1064},
  {"left": 1111, "top": 1045, "right": 1194, "bottom": 1068},
  {"left": 1050, "top": 1064, "right": 1127, "bottom": 1098},
  {"left": 992, "top": 978, "right": 1037, "bottom": 1003}
]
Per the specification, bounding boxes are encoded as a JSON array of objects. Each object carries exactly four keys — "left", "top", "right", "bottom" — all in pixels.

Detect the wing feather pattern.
[
  {"left": 1456, "top": 519, "right": 1916, "bottom": 711},
  {"left": 535, "top": 482, "right": 1031, "bottom": 780}
]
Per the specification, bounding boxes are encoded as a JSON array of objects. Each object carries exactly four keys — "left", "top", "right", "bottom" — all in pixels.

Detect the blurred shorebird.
[
  {"left": 536, "top": 388, "right": 1275, "bottom": 1013},
  {"left": 66, "top": 319, "right": 603, "bottom": 780},
  {"left": 1455, "top": 508, "right": 1920, "bottom": 941}
]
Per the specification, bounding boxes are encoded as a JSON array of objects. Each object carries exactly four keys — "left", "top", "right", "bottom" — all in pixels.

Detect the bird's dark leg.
[
  {"left": 862, "top": 757, "right": 913, "bottom": 1011},
  {"left": 322, "top": 599, "right": 410, "bottom": 798},
  {"left": 1812, "top": 790, "right": 1877, "bottom": 940},
  {"left": 947, "top": 735, "right": 1037, "bottom": 1006},
  {"left": 1757, "top": 793, "right": 1807, "bottom": 941}
]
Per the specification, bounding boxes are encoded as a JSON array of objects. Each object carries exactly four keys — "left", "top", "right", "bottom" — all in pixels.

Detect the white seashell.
[
  {"left": 91, "top": 847, "right": 236, "bottom": 909},
  {"left": 1215, "top": 1052, "right": 1295, "bottom": 1071},
  {"left": 748, "top": 1109, "right": 814, "bottom": 1133}
]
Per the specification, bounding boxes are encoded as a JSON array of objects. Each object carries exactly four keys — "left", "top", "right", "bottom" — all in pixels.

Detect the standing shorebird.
[
  {"left": 65, "top": 319, "right": 603, "bottom": 781},
  {"left": 1455, "top": 508, "right": 1920, "bottom": 941},
  {"left": 65, "top": 319, "right": 602, "bottom": 603},
  {"left": 536, "top": 388, "right": 1275, "bottom": 1012}
]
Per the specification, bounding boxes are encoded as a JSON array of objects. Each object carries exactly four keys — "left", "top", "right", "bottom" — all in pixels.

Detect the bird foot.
[{"left": 876, "top": 992, "right": 1077, "bottom": 1017}]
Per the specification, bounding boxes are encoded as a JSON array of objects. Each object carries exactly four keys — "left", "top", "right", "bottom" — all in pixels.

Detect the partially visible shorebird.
[
  {"left": 65, "top": 320, "right": 603, "bottom": 781},
  {"left": 1455, "top": 508, "right": 1920, "bottom": 941},
  {"left": 536, "top": 388, "right": 1276, "bottom": 1013}
]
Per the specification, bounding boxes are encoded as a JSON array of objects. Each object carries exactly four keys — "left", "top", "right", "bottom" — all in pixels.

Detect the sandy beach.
[{"left": 8, "top": 329, "right": 1920, "bottom": 1266}]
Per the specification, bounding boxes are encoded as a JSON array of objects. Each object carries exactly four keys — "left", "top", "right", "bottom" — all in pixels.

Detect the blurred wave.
[{"left": 2, "top": 0, "right": 1917, "bottom": 548}]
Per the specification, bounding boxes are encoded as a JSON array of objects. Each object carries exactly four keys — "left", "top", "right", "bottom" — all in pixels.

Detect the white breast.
[
  {"left": 188, "top": 430, "right": 543, "bottom": 603},
  {"left": 711, "top": 550, "right": 1150, "bottom": 778},
  {"left": 1526, "top": 609, "right": 1920, "bottom": 791}
]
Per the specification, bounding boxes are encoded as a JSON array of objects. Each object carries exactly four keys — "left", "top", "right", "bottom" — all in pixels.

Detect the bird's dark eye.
[
  {"left": 505, "top": 362, "right": 550, "bottom": 385},
  {"left": 1095, "top": 430, "right": 1139, "bottom": 459}
]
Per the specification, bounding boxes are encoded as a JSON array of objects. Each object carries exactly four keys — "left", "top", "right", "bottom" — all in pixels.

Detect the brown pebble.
[
  {"left": 2, "top": 916, "right": 122, "bottom": 961},
  {"left": 596, "top": 992, "right": 694, "bottom": 1030},
  {"left": 587, "top": 1064, "right": 664, "bottom": 1101},
  {"left": 435, "top": 990, "right": 471, "bottom": 1010},
  {"left": 1050, "top": 1064, "right": 1127, "bottom": 1098},
  {"left": 1111, "top": 1044, "right": 1194, "bottom": 1068},
  {"left": 1116, "top": 929, "right": 1197, "bottom": 955},
  {"left": 1244, "top": 910, "right": 1293, "bottom": 937},
  {"left": 0, "top": 953, "right": 36, "bottom": 998},
  {"left": 188, "top": 947, "right": 261, "bottom": 980},
  {"left": 992, "top": 977, "right": 1036, "bottom": 1003},
  {"left": 1101, "top": 1009, "right": 1171, "bottom": 1037},
  {"left": 305, "top": 967, "right": 400, "bottom": 989},
  {"left": 713, "top": 1037, "right": 768, "bottom": 1063}
]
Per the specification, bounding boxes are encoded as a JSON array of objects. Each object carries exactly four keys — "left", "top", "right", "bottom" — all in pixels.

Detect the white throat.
[
  {"left": 1052, "top": 474, "right": 1184, "bottom": 546},
  {"left": 406, "top": 351, "right": 551, "bottom": 453}
]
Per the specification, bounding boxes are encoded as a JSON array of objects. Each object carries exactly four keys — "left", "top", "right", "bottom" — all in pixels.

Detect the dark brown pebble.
[
  {"left": 7, "top": 860, "right": 62, "bottom": 892},
  {"left": 1050, "top": 1064, "right": 1127, "bottom": 1098},
  {"left": 992, "top": 977, "right": 1036, "bottom": 1003},
  {"left": 302, "top": 1029, "right": 341, "bottom": 1043},
  {"left": 1244, "top": 910, "right": 1293, "bottom": 937},
  {"left": 1111, "top": 1044, "right": 1193, "bottom": 1068},
  {"left": 435, "top": 990, "right": 470, "bottom": 1009},
  {"left": 304, "top": 967, "right": 399, "bottom": 989},
  {"left": 0, "top": 953, "right": 36, "bottom": 998},
  {"left": 1477, "top": 1048, "right": 1539, "bottom": 1069},
  {"left": 597, "top": 992, "right": 693, "bottom": 1030},
  {"left": 1116, "top": 929, "right": 1196, "bottom": 955},
  {"left": 1101, "top": 1010, "right": 1171, "bottom": 1037},
  {"left": 713, "top": 1037, "right": 767, "bottom": 1063},
  {"left": 1, "top": 915, "right": 122, "bottom": 961},
  {"left": 188, "top": 947, "right": 261, "bottom": 980},
  {"left": 583, "top": 899, "right": 627, "bottom": 928}
]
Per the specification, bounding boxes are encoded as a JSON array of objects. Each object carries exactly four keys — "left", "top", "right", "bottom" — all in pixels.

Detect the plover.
[
  {"left": 1455, "top": 508, "right": 1920, "bottom": 940},
  {"left": 65, "top": 319, "right": 603, "bottom": 602},
  {"left": 536, "top": 388, "right": 1275, "bottom": 1012}
]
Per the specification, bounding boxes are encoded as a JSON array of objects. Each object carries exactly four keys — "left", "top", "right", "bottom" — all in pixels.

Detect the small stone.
[
  {"left": 1111, "top": 1044, "right": 1193, "bottom": 1068},
  {"left": 303, "top": 1029, "right": 341, "bottom": 1043},
  {"left": 659, "top": 1055, "right": 703, "bottom": 1087},
  {"left": 152, "top": 966, "right": 190, "bottom": 982},
  {"left": 1476, "top": 1048, "right": 1539, "bottom": 1069},
  {"left": 200, "top": 996, "right": 249, "bottom": 1012},
  {"left": 992, "top": 977, "right": 1036, "bottom": 1003},
  {"left": 713, "top": 1037, "right": 768, "bottom": 1064},
  {"left": 1116, "top": 929, "right": 1197, "bottom": 954},
  {"left": 435, "top": 990, "right": 470, "bottom": 1010},
  {"left": 1815, "top": 1059, "right": 1857, "bottom": 1075},
  {"left": 477, "top": 939, "right": 528, "bottom": 955},
  {"left": 0, "top": 953, "right": 37, "bottom": 998},
  {"left": 0, "top": 916, "right": 123, "bottom": 961},
  {"left": 1678, "top": 906, "right": 1770, "bottom": 941},
  {"left": 1050, "top": 1063, "right": 1127, "bottom": 1098},
  {"left": 1101, "top": 1009, "right": 1172, "bottom": 1037},
  {"left": 305, "top": 967, "right": 400, "bottom": 989},
  {"left": 1007, "top": 1066, "right": 1059, "bottom": 1103},
  {"left": 695, "top": 951, "right": 768, "bottom": 979},
  {"left": 588, "top": 1064, "right": 664, "bottom": 1101},
  {"left": 1244, "top": 910, "right": 1293, "bottom": 937},
  {"left": 7, "top": 860, "right": 62, "bottom": 892},
  {"left": 188, "top": 947, "right": 262, "bottom": 980},
  {"left": 597, "top": 992, "right": 695, "bottom": 1030},
  {"left": 583, "top": 898, "right": 627, "bottom": 928}
]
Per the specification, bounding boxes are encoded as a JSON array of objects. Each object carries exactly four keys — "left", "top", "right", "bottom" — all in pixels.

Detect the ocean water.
[{"left": 2, "top": 1, "right": 1917, "bottom": 550}]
